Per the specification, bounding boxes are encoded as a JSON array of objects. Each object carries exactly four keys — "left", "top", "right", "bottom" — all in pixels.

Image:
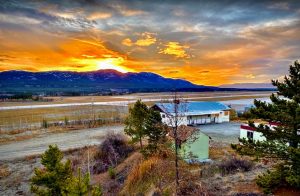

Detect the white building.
[
  {"left": 152, "top": 101, "right": 230, "bottom": 127},
  {"left": 239, "top": 122, "right": 279, "bottom": 141}
]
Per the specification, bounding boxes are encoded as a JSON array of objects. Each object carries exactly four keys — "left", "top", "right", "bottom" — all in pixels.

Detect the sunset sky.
[{"left": 0, "top": 0, "right": 299, "bottom": 85}]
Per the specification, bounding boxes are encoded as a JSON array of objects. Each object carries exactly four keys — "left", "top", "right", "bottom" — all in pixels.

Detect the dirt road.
[{"left": 0, "top": 125, "right": 124, "bottom": 161}]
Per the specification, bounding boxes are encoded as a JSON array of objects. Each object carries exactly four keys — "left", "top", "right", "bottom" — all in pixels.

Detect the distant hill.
[
  {"left": 219, "top": 83, "right": 275, "bottom": 89},
  {"left": 0, "top": 70, "right": 218, "bottom": 94}
]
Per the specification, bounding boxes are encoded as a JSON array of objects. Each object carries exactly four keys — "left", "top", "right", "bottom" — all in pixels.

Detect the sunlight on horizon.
[
  {"left": 96, "top": 57, "right": 130, "bottom": 73},
  {"left": 71, "top": 56, "right": 133, "bottom": 73}
]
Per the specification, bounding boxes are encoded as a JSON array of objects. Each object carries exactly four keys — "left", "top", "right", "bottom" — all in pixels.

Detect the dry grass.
[
  {"left": 231, "top": 181, "right": 262, "bottom": 195},
  {"left": 121, "top": 155, "right": 175, "bottom": 195},
  {"left": 0, "top": 164, "right": 11, "bottom": 179},
  {"left": 0, "top": 104, "right": 127, "bottom": 132},
  {"left": 92, "top": 152, "right": 143, "bottom": 195},
  {"left": 199, "top": 142, "right": 276, "bottom": 196},
  {"left": 209, "top": 143, "right": 237, "bottom": 160},
  {"left": 125, "top": 156, "right": 160, "bottom": 188},
  {"left": 0, "top": 106, "right": 128, "bottom": 138}
]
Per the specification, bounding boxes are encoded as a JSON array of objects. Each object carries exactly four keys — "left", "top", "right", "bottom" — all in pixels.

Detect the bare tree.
[{"left": 159, "top": 92, "right": 188, "bottom": 189}]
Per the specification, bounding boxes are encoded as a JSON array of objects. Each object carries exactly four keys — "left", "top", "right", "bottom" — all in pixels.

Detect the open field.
[
  {"left": 0, "top": 91, "right": 273, "bottom": 107},
  {"left": 0, "top": 105, "right": 127, "bottom": 132},
  {"left": 0, "top": 91, "right": 272, "bottom": 138}
]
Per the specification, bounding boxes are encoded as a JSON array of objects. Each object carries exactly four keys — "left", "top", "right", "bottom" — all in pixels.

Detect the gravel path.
[{"left": 0, "top": 125, "right": 124, "bottom": 161}]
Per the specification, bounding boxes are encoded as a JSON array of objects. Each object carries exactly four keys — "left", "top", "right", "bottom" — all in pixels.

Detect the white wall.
[
  {"left": 240, "top": 128, "right": 266, "bottom": 142},
  {"left": 188, "top": 115, "right": 211, "bottom": 125},
  {"left": 160, "top": 110, "right": 230, "bottom": 126},
  {"left": 160, "top": 112, "right": 188, "bottom": 127},
  {"left": 219, "top": 110, "right": 230, "bottom": 123}
]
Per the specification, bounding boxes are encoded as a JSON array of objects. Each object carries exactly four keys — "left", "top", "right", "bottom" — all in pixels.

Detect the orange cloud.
[
  {"left": 87, "top": 12, "right": 112, "bottom": 20},
  {"left": 122, "top": 38, "right": 133, "bottom": 46},
  {"left": 159, "top": 42, "right": 190, "bottom": 58},
  {"left": 122, "top": 32, "right": 157, "bottom": 47},
  {"left": 135, "top": 32, "right": 157, "bottom": 46}
]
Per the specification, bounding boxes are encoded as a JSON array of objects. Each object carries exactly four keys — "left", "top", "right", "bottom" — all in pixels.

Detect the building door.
[{"left": 247, "top": 131, "right": 254, "bottom": 140}]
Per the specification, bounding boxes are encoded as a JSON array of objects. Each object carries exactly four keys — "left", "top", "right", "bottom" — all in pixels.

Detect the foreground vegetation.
[{"left": 233, "top": 60, "right": 300, "bottom": 194}]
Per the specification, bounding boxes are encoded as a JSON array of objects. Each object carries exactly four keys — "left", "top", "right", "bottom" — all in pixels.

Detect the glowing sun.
[{"left": 97, "top": 57, "right": 129, "bottom": 73}]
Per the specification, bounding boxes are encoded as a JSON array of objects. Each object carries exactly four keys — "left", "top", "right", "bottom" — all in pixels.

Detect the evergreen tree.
[
  {"left": 144, "top": 109, "right": 167, "bottom": 153},
  {"left": 232, "top": 60, "right": 300, "bottom": 193},
  {"left": 68, "top": 168, "right": 90, "bottom": 196},
  {"left": 67, "top": 167, "right": 103, "bottom": 196},
  {"left": 67, "top": 168, "right": 102, "bottom": 196},
  {"left": 31, "top": 145, "right": 72, "bottom": 195},
  {"left": 31, "top": 145, "right": 103, "bottom": 196},
  {"left": 124, "top": 100, "right": 149, "bottom": 148}
]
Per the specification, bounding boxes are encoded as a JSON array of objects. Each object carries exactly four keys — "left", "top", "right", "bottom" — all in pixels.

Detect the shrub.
[
  {"left": 219, "top": 157, "right": 253, "bottom": 175},
  {"left": 41, "top": 119, "right": 48, "bottom": 128},
  {"left": 108, "top": 167, "right": 116, "bottom": 179},
  {"left": 229, "top": 109, "right": 238, "bottom": 120},
  {"left": 64, "top": 116, "right": 69, "bottom": 126},
  {"left": 240, "top": 110, "right": 253, "bottom": 120},
  {"left": 91, "top": 185, "right": 103, "bottom": 196},
  {"left": 178, "top": 179, "right": 208, "bottom": 196},
  {"left": 93, "top": 133, "right": 134, "bottom": 173},
  {"left": 0, "top": 164, "right": 11, "bottom": 178},
  {"left": 256, "top": 171, "right": 282, "bottom": 194},
  {"left": 256, "top": 151, "right": 300, "bottom": 194}
]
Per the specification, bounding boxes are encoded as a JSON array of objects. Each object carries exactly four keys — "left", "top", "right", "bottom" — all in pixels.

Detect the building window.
[
  {"left": 162, "top": 114, "right": 165, "bottom": 118},
  {"left": 224, "top": 111, "right": 229, "bottom": 116},
  {"left": 247, "top": 131, "right": 253, "bottom": 140}
]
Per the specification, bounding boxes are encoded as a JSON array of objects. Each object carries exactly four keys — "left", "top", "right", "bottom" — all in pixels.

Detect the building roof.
[
  {"left": 168, "top": 125, "right": 198, "bottom": 142},
  {"left": 153, "top": 101, "right": 230, "bottom": 116}
]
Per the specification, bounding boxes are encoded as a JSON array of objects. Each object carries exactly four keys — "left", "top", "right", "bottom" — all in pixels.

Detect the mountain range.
[
  {"left": 0, "top": 70, "right": 277, "bottom": 95},
  {"left": 0, "top": 70, "right": 218, "bottom": 94}
]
